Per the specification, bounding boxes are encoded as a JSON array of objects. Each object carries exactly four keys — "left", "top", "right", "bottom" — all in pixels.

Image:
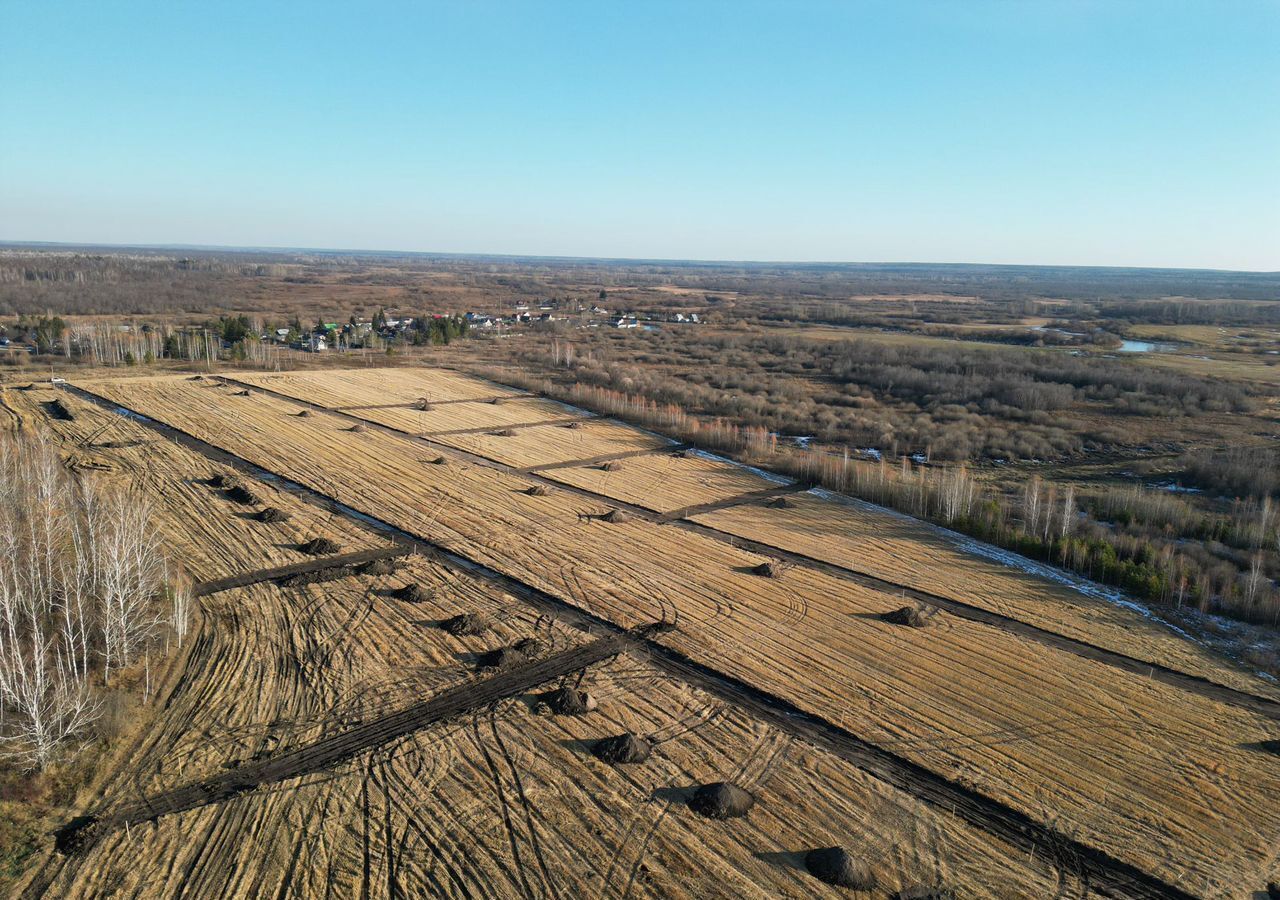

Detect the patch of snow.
[
  {"left": 855, "top": 448, "right": 882, "bottom": 460},
  {"left": 1153, "top": 482, "right": 1201, "bottom": 494}
]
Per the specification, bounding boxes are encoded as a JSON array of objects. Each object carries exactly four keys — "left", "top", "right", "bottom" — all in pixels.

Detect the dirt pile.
[
  {"left": 882, "top": 605, "right": 932, "bottom": 627},
  {"left": 563, "top": 421, "right": 583, "bottom": 429},
  {"left": 599, "top": 460, "right": 623, "bottom": 472},
  {"left": 536, "top": 687, "right": 597, "bottom": 715},
  {"left": 414, "top": 398, "right": 432, "bottom": 411},
  {"left": 601, "top": 509, "right": 629, "bottom": 524},
  {"left": 752, "top": 561, "right": 781, "bottom": 578},
  {"left": 208, "top": 473, "right": 236, "bottom": 489},
  {"left": 592, "top": 733, "right": 651, "bottom": 764},
  {"left": 493, "top": 429, "right": 517, "bottom": 437},
  {"left": 440, "top": 613, "right": 487, "bottom": 636},
  {"left": 225, "top": 485, "right": 260, "bottom": 505},
  {"left": 47, "top": 398, "right": 76, "bottom": 421},
  {"left": 526, "top": 485, "right": 548, "bottom": 496},
  {"left": 429, "top": 456, "right": 448, "bottom": 465},
  {"left": 298, "top": 537, "right": 342, "bottom": 555},
  {"left": 689, "top": 782, "right": 754, "bottom": 819},
  {"left": 768, "top": 496, "right": 793, "bottom": 509},
  {"left": 256, "top": 507, "right": 289, "bottom": 523},
  {"left": 804, "top": 846, "right": 876, "bottom": 889},
  {"left": 236, "top": 389, "right": 253, "bottom": 397},
  {"left": 348, "top": 423, "right": 366, "bottom": 433},
  {"left": 296, "top": 410, "right": 312, "bottom": 417},
  {"left": 357, "top": 558, "right": 398, "bottom": 576},
  {"left": 476, "top": 637, "right": 542, "bottom": 670},
  {"left": 395, "top": 583, "right": 431, "bottom": 603}
]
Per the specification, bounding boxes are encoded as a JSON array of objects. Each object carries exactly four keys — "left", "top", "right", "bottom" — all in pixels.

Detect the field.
[
  {"left": 51, "top": 367, "right": 1280, "bottom": 896},
  {"left": 234, "top": 368, "right": 527, "bottom": 407},
  {"left": 439, "top": 419, "right": 675, "bottom": 470},
  {"left": 341, "top": 396, "right": 583, "bottom": 436},
  {"left": 3, "top": 384, "right": 1065, "bottom": 899},
  {"left": 541, "top": 451, "right": 784, "bottom": 514}
]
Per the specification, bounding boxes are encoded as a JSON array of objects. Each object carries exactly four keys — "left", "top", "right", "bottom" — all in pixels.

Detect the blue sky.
[{"left": 2, "top": 1, "right": 1277, "bottom": 270}]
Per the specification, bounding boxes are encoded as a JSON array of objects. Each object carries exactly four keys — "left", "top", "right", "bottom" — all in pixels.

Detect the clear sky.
[{"left": 2, "top": 1, "right": 1277, "bottom": 270}]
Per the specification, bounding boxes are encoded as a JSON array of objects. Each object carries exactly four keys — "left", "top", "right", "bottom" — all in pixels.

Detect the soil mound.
[
  {"left": 348, "top": 423, "right": 366, "bottom": 433},
  {"left": 563, "top": 421, "right": 584, "bottom": 429},
  {"left": 47, "top": 398, "right": 75, "bottom": 421},
  {"left": 296, "top": 410, "right": 312, "bottom": 417},
  {"left": 225, "top": 485, "right": 260, "bottom": 505},
  {"left": 395, "top": 583, "right": 431, "bottom": 603},
  {"left": 601, "top": 509, "right": 629, "bottom": 524},
  {"left": 414, "top": 398, "right": 432, "bottom": 411},
  {"left": 256, "top": 507, "right": 289, "bottom": 523},
  {"left": 187, "top": 375, "right": 205, "bottom": 381},
  {"left": 357, "top": 558, "right": 398, "bottom": 576},
  {"left": 689, "top": 782, "right": 754, "bottom": 819},
  {"left": 489, "top": 397, "right": 504, "bottom": 405},
  {"left": 429, "top": 456, "right": 448, "bottom": 465},
  {"left": 54, "top": 814, "right": 100, "bottom": 855},
  {"left": 600, "top": 460, "right": 623, "bottom": 472},
  {"left": 477, "top": 638, "right": 542, "bottom": 670},
  {"left": 208, "top": 473, "right": 236, "bottom": 489},
  {"left": 235, "top": 389, "right": 253, "bottom": 397},
  {"left": 440, "top": 613, "right": 487, "bottom": 636},
  {"left": 752, "top": 561, "right": 781, "bottom": 578},
  {"left": 298, "top": 537, "right": 341, "bottom": 555},
  {"left": 882, "top": 605, "right": 930, "bottom": 627},
  {"left": 526, "top": 485, "right": 548, "bottom": 496},
  {"left": 494, "top": 429, "right": 517, "bottom": 437},
  {"left": 592, "top": 733, "right": 651, "bottom": 764},
  {"left": 768, "top": 496, "right": 792, "bottom": 509},
  {"left": 805, "top": 847, "right": 876, "bottom": 890},
  {"left": 536, "top": 687, "right": 597, "bottom": 715}
]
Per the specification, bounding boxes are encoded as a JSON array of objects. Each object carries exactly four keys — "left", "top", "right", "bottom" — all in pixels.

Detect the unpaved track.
[
  {"left": 66, "top": 383, "right": 1196, "bottom": 900},
  {"left": 205, "top": 376, "right": 1280, "bottom": 721},
  {"left": 655, "top": 484, "right": 808, "bottom": 524},
  {"left": 193, "top": 546, "right": 412, "bottom": 596},
  {"left": 520, "top": 442, "right": 694, "bottom": 473},
  {"left": 56, "top": 631, "right": 633, "bottom": 854}
]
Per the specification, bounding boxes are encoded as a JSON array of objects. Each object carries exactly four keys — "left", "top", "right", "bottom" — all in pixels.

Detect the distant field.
[{"left": 65, "top": 367, "right": 1280, "bottom": 894}]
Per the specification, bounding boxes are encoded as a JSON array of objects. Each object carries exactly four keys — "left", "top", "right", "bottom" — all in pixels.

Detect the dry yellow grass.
[
  {"left": 435, "top": 418, "right": 674, "bottom": 469},
  {"left": 543, "top": 451, "right": 780, "bottom": 513},
  {"left": 2, "top": 387, "right": 381, "bottom": 585},
  {"left": 692, "top": 491, "right": 1280, "bottom": 699},
  {"left": 236, "top": 366, "right": 526, "bottom": 406},
  {"left": 74, "top": 371, "right": 1280, "bottom": 892},
  {"left": 351, "top": 396, "right": 583, "bottom": 435},
  {"left": 11, "top": 418, "right": 1064, "bottom": 898}
]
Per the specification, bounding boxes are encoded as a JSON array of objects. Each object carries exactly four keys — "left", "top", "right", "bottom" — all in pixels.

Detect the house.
[
  {"left": 307, "top": 333, "right": 327, "bottom": 352},
  {"left": 274, "top": 328, "right": 291, "bottom": 342},
  {"left": 615, "top": 317, "right": 639, "bottom": 329}
]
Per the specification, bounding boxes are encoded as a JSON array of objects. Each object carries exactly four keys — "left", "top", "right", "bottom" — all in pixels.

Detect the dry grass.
[
  {"left": 75, "top": 370, "right": 1280, "bottom": 891},
  {"left": 544, "top": 451, "right": 779, "bottom": 513},
  {"left": 8, "top": 465, "right": 1062, "bottom": 899},
  {"left": 691, "top": 491, "right": 1280, "bottom": 698},
  {"left": 235, "top": 367, "right": 525, "bottom": 406},
  {"left": 437, "top": 419, "right": 673, "bottom": 469},
  {"left": 350, "top": 396, "right": 583, "bottom": 434}
]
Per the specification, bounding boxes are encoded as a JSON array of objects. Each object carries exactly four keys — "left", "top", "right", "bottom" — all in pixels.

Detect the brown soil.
[{"left": 689, "top": 782, "right": 754, "bottom": 819}]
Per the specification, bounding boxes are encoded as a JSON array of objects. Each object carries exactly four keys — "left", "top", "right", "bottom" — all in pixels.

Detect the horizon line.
[{"left": 0, "top": 239, "right": 1276, "bottom": 277}]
